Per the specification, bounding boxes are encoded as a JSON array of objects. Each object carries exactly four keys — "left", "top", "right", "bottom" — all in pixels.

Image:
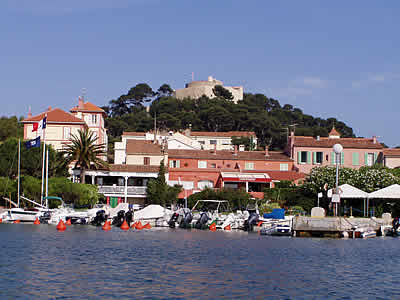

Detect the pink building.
[{"left": 286, "top": 128, "right": 384, "bottom": 174}]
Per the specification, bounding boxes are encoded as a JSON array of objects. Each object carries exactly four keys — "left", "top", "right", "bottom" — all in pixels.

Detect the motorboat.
[{"left": 2, "top": 207, "right": 44, "bottom": 223}]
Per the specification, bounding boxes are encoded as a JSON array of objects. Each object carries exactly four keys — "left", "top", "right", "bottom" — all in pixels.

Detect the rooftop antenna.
[
  {"left": 81, "top": 88, "right": 87, "bottom": 101},
  {"left": 192, "top": 72, "right": 194, "bottom": 82}
]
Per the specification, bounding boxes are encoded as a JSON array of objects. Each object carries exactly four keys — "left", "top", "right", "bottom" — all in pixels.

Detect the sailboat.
[{"left": 2, "top": 138, "right": 48, "bottom": 222}]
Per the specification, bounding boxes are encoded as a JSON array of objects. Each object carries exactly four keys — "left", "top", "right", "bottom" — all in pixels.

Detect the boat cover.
[
  {"left": 134, "top": 205, "right": 171, "bottom": 220},
  {"left": 263, "top": 208, "right": 285, "bottom": 219}
]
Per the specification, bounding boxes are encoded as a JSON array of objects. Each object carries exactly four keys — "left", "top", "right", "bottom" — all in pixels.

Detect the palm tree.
[{"left": 62, "top": 128, "right": 108, "bottom": 184}]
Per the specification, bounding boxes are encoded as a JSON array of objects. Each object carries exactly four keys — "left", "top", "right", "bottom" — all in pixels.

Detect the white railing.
[{"left": 98, "top": 186, "right": 147, "bottom": 195}]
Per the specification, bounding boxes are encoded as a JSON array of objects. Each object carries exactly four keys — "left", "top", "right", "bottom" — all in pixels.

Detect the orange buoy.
[
  {"left": 56, "top": 220, "right": 67, "bottom": 231},
  {"left": 13, "top": 220, "right": 21, "bottom": 224},
  {"left": 65, "top": 218, "right": 72, "bottom": 226},
  {"left": 143, "top": 223, "right": 151, "bottom": 229},
  {"left": 224, "top": 224, "right": 231, "bottom": 231},
  {"left": 209, "top": 223, "right": 217, "bottom": 231},
  {"left": 136, "top": 221, "right": 143, "bottom": 230},
  {"left": 257, "top": 221, "right": 263, "bottom": 227},
  {"left": 0, "top": 218, "right": 3, "bottom": 223},
  {"left": 102, "top": 220, "right": 111, "bottom": 231},
  {"left": 131, "top": 221, "right": 137, "bottom": 228},
  {"left": 34, "top": 218, "right": 40, "bottom": 225},
  {"left": 120, "top": 220, "right": 130, "bottom": 231}
]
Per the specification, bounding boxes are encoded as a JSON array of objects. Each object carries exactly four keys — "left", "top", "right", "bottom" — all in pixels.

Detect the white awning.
[
  {"left": 368, "top": 184, "right": 400, "bottom": 199},
  {"left": 318, "top": 184, "right": 368, "bottom": 198},
  {"left": 220, "top": 172, "right": 271, "bottom": 183}
]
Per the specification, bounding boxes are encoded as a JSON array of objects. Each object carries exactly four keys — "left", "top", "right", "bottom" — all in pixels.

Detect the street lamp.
[{"left": 332, "top": 143, "right": 343, "bottom": 216}]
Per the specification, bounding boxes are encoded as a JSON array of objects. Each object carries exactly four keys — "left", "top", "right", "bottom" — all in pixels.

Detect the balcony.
[{"left": 98, "top": 186, "right": 147, "bottom": 195}]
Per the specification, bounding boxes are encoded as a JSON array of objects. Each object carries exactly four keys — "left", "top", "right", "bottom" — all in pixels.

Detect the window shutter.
[
  {"left": 307, "top": 151, "right": 311, "bottom": 164},
  {"left": 364, "top": 153, "right": 368, "bottom": 166},
  {"left": 341, "top": 152, "right": 344, "bottom": 165},
  {"left": 177, "top": 160, "right": 180, "bottom": 168},
  {"left": 373, "top": 153, "right": 377, "bottom": 164},
  {"left": 297, "top": 152, "right": 301, "bottom": 164},
  {"left": 331, "top": 152, "right": 335, "bottom": 165},
  {"left": 169, "top": 160, "right": 173, "bottom": 168},
  {"left": 313, "top": 152, "right": 316, "bottom": 164},
  {"left": 352, "top": 153, "right": 359, "bottom": 166}
]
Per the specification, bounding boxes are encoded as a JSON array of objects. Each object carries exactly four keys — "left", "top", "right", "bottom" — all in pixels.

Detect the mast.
[
  {"left": 17, "top": 139, "right": 20, "bottom": 208},
  {"left": 45, "top": 147, "right": 49, "bottom": 208},
  {"left": 40, "top": 141, "right": 46, "bottom": 206}
]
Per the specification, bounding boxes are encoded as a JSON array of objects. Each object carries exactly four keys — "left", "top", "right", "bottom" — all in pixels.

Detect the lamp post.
[{"left": 332, "top": 143, "right": 343, "bottom": 216}]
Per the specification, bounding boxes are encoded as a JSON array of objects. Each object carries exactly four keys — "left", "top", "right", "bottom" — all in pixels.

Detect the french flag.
[{"left": 32, "top": 117, "right": 47, "bottom": 132}]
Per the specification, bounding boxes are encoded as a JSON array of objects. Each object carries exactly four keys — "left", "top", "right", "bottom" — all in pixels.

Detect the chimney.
[
  {"left": 316, "top": 136, "right": 320, "bottom": 141},
  {"left": 78, "top": 96, "right": 84, "bottom": 109},
  {"left": 27, "top": 106, "right": 32, "bottom": 118},
  {"left": 47, "top": 106, "right": 52, "bottom": 111},
  {"left": 290, "top": 131, "right": 294, "bottom": 137},
  {"left": 373, "top": 136, "right": 377, "bottom": 144},
  {"left": 233, "top": 145, "right": 238, "bottom": 156},
  {"left": 265, "top": 145, "right": 269, "bottom": 157}
]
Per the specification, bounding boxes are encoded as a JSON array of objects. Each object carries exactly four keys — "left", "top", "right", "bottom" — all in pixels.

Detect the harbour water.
[{"left": 1, "top": 224, "right": 400, "bottom": 299}]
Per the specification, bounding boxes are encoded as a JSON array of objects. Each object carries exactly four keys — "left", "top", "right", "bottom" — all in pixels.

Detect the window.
[
  {"left": 280, "top": 163, "right": 289, "bottom": 171},
  {"left": 313, "top": 152, "right": 323, "bottom": 164},
  {"left": 198, "top": 161, "right": 207, "bottom": 168},
  {"left": 198, "top": 141, "right": 205, "bottom": 145},
  {"left": 210, "top": 163, "right": 216, "bottom": 168},
  {"left": 91, "top": 114, "right": 97, "bottom": 125},
  {"left": 245, "top": 162, "right": 254, "bottom": 170},
  {"left": 222, "top": 140, "right": 230, "bottom": 145},
  {"left": 63, "top": 127, "right": 71, "bottom": 140},
  {"left": 210, "top": 140, "right": 217, "bottom": 145},
  {"left": 198, "top": 180, "right": 214, "bottom": 189},
  {"left": 144, "top": 157, "right": 150, "bottom": 165},
  {"left": 298, "top": 151, "right": 310, "bottom": 164},
  {"left": 169, "top": 160, "right": 180, "bottom": 168},
  {"left": 365, "top": 153, "right": 375, "bottom": 166}
]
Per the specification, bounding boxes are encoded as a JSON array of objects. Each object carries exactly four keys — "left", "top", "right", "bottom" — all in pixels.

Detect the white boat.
[{"left": 6, "top": 208, "right": 43, "bottom": 222}]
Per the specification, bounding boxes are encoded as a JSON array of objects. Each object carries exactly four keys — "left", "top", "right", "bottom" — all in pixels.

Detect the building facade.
[{"left": 286, "top": 128, "right": 384, "bottom": 174}]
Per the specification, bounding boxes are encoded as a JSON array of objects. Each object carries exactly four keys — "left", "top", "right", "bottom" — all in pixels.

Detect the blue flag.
[{"left": 25, "top": 136, "right": 41, "bottom": 149}]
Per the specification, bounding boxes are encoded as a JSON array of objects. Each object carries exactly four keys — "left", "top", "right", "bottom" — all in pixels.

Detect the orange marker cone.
[
  {"left": 136, "top": 221, "right": 143, "bottom": 230},
  {"left": 120, "top": 220, "right": 130, "bottom": 230},
  {"left": 209, "top": 223, "right": 217, "bottom": 231},
  {"left": 34, "top": 218, "right": 40, "bottom": 225},
  {"left": 224, "top": 224, "right": 231, "bottom": 231},
  {"left": 65, "top": 218, "right": 72, "bottom": 226},
  {"left": 57, "top": 220, "right": 66, "bottom": 231},
  {"left": 143, "top": 223, "right": 151, "bottom": 229},
  {"left": 102, "top": 220, "right": 111, "bottom": 231},
  {"left": 13, "top": 220, "right": 21, "bottom": 224},
  {"left": 131, "top": 221, "right": 137, "bottom": 229}
]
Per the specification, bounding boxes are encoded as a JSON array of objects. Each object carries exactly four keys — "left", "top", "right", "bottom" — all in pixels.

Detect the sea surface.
[{"left": 0, "top": 224, "right": 399, "bottom": 299}]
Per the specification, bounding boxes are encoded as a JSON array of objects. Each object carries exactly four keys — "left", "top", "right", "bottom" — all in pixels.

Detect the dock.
[{"left": 293, "top": 216, "right": 392, "bottom": 238}]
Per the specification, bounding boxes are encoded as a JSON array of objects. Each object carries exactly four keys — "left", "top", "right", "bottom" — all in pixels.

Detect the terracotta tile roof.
[
  {"left": 126, "top": 140, "right": 163, "bottom": 155},
  {"left": 329, "top": 127, "right": 341, "bottom": 136},
  {"left": 383, "top": 148, "right": 400, "bottom": 157},
  {"left": 190, "top": 131, "right": 257, "bottom": 138},
  {"left": 292, "top": 136, "right": 383, "bottom": 149},
  {"left": 70, "top": 101, "right": 105, "bottom": 113},
  {"left": 109, "top": 164, "right": 161, "bottom": 173},
  {"left": 122, "top": 132, "right": 146, "bottom": 136},
  {"left": 168, "top": 149, "right": 292, "bottom": 161},
  {"left": 22, "top": 108, "right": 86, "bottom": 124},
  {"left": 266, "top": 171, "right": 306, "bottom": 182}
]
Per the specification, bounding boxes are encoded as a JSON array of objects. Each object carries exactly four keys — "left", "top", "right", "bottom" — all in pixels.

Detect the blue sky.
[{"left": 1, "top": 1, "right": 399, "bottom": 146}]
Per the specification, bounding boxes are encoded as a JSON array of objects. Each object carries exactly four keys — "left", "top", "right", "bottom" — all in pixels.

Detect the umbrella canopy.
[
  {"left": 368, "top": 184, "right": 400, "bottom": 199},
  {"left": 318, "top": 184, "right": 368, "bottom": 198}
]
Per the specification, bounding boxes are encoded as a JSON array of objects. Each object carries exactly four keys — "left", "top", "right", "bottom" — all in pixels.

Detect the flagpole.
[
  {"left": 17, "top": 139, "right": 20, "bottom": 208},
  {"left": 40, "top": 115, "right": 47, "bottom": 207}
]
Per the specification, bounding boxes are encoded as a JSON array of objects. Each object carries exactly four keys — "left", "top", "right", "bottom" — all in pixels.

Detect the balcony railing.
[{"left": 98, "top": 186, "right": 147, "bottom": 195}]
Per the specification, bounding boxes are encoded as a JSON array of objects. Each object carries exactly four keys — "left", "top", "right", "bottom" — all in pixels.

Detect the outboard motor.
[
  {"left": 39, "top": 211, "right": 51, "bottom": 224},
  {"left": 91, "top": 210, "right": 107, "bottom": 226},
  {"left": 112, "top": 210, "right": 126, "bottom": 227},
  {"left": 179, "top": 209, "right": 193, "bottom": 229},
  {"left": 195, "top": 212, "right": 209, "bottom": 229},
  {"left": 168, "top": 213, "right": 179, "bottom": 228},
  {"left": 391, "top": 217, "right": 400, "bottom": 236},
  {"left": 244, "top": 208, "right": 259, "bottom": 232},
  {"left": 125, "top": 210, "right": 133, "bottom": 226}
]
